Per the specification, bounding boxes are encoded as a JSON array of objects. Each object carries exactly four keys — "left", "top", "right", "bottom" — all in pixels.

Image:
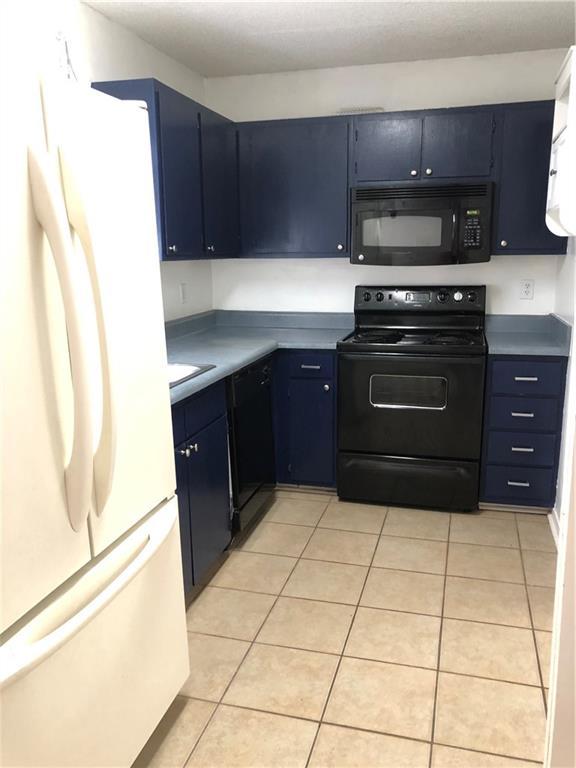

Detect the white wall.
[
  {"left": 205, "top": 49, "right": 565, "bottom": 121},
  {"left": 212, "top": 254, "right": 559, "bottom": 315},
  {"left": 160, "top": 261, "right": 213, "bottom": 321}
]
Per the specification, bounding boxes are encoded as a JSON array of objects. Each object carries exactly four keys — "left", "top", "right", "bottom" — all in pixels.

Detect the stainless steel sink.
[{"left": 167, "top": 363, "right": 215, "bottom": 388}]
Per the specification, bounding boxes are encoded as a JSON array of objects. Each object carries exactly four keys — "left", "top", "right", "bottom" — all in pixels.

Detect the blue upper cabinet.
[
  {"left": 353, "top": 108, "right": 494, "bottom": 184},
  {"left": 494, "top": 101, "right": 567, "bottom": 255},
  {"left": 92, "top": 78, "right": 239, "bottom": 261},
  {"left": 157, "top": 84, "right": 204, "bottom": 259},
  {"left": 238, "top": 118, "right": 349, "bottom": 257},
  {"left": 199, "top": 107, "right": 240, "bottom": 257},
  {"left": 421, "top": 111, "right": 494, "bottom": 178},
  {"left": 355, "top": 117, "right": 423, "bottom": 181}
]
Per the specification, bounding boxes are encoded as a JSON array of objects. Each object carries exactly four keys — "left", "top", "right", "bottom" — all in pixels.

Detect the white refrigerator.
[{"left": 0, "top": 47, "right": 189, "bottom": 768}]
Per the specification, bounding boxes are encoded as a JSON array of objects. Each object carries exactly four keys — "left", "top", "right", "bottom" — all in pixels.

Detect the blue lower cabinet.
[
  {"left": 172, "top": 385, "right": 231, "bottom": 595},
  {"left": 186, "top": 416, "right": 232, "bottom": 585},
  {"left": 273, "top": 350, "right": 336, "bottom": 487},
  {"left": 481, "top": 355, "right": 567, "bottom": 508}
]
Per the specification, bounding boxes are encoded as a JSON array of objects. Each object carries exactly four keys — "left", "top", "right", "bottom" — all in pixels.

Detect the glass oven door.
[{"left": 352, "top": 199, "right": 457, "bottom": 266}]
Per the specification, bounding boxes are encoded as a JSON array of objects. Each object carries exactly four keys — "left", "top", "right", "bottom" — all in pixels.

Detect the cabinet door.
[
  {"left": 422, "top": 112, "right": 494, "bottom": 178},
  {"left": 239, "top": 119, "right": 348, "bottom": 255},
  {"left": 187, "top": 416, "right": 231, "bottom": 585},
  {"left": 494, "top": 103, "right": 567, "bottom": 254},
  {"left": 354, "top": 116, "right": 422, "bottom": 181},
  {"left": 174, "top": 442, "right": 194, "bottom": 595},
  {"left": 289, "top": 378, "right": 335, "bottom": 486},
  {"left": 157, "top": 84, "right": 204, "bottom": 259},
  {"left": 200, "top": 108, "right": 239, "bottom": 257}
]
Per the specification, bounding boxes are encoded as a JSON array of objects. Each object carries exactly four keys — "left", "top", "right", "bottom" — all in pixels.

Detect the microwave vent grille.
[{"left": 354, "top": 184, "right": 489, "bottom": 201}]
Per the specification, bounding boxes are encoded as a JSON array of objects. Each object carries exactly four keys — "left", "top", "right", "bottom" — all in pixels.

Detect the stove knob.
[
  {"left": 376, "top": 291, "right": 384, "bottom": 302},
  {"left": 437, "top": 290, "right": 449, "bottom": 303},
  {"left": 363, "top": 291, "right": 372, "bottom": 302},
  {"left": 467, "top": 290, "right": 477, "bottom": 303},
  {"left": 453, "top": 290, "right": 464, "bottom": 302}
]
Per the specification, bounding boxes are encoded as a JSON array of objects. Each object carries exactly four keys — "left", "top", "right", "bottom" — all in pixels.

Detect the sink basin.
[{"left": 168, "top": 363, "right": 215, "bottom": 387}]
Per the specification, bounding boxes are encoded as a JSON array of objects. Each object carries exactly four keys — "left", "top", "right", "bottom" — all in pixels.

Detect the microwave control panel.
[{"left": 462, "top": 208, "right": 482, "bottom": 249}]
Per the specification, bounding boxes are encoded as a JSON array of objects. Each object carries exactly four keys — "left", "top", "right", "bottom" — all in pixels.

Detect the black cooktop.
[
  {"left": 339, "top": 327, "right": 486, "bottom": 355},
  {"left": 339, "top": 285, "right": 487, "bottom": 357}
]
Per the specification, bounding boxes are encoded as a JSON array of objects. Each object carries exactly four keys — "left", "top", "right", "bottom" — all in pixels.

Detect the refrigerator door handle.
[
  {"left": 0, "top": 501, "right": 177, "bottom": 689},
  {"left": 58, "top": 145, "right": 117, "bottom": 515},
  {"left": 27, "top": 145, "right": 93, "bottom": 532}
]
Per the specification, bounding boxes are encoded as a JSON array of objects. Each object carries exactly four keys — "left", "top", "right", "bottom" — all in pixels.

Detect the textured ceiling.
[{"left": 85, "top": 1, "right": 575, "bottom": 77}]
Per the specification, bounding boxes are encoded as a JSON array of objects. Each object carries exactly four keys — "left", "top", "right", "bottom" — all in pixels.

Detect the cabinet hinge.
[
  {"left": 288, "top": 463, "right": 292, "bottom": 474},
  {"left": 354, "top": 161, "right": 358, "bottom": 174},
  {"left": 355, "top": 129, "right": 358, "bottom": 141},
  {"left": 492, "top": 117, "right": 497, "bottom": 133}
]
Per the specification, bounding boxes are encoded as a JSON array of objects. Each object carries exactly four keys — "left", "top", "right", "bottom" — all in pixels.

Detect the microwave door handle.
[
  {"left": 27, "top": 146, "right": 94, "bottom": 532},
  {"left": 58, "top": 145, "right": 117, "bottom": 516}
]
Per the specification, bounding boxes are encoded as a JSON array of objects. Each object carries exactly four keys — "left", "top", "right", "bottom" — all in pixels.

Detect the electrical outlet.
[
  {"left": 179, "top": 282, "right": 188, "bottom": 304},
  {"left": 520, "top": 279, "right": 534, "bottom": 300}
]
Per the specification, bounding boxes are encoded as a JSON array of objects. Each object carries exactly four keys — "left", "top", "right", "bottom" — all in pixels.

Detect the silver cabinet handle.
[
  {"left": 337, "top": 243, "right": 344, "bottom": 251},
  {"left": 301, "top": 364, "right": 321, "bottom": 370},
  {"left": 514, "top": 376, "right": 538, "bottom": 382},
  {"left": 511, "top": 446, "right": 535, "bottom": 453},
  {"left": 187, "top": 443, "right": 199, "bottom": 453},
  {"left": 358, "top": 254, "right": 365, "bottom": 261},
  {"left": 206, "top": 245, "right": 215, "bottom": 252},
  {"left": 410, "top": 169, "right": 418, "bottom": 176},
  {"left": 511, "top": 412, "right": 534, "bottom": 418},
  {"left": 507, "top": 481, "right": 530, "bottom": 488},
  {"left": 168, "top": 244, "right": 178, "bottom": 253},
  {"left": 500, "top": 240, "right": 508, "bottom": 248},
  {"left": 323, "top": 384, "right": 330, "bottom": 392},
  {"left": 425, "top": 168, "right": 433, "bottom": 175},
  {"left": 178, "top": 447, "right": 191, "bottom": 458},
  {"left": 550, "top": 169, "right": 557, "bottom": 176}
]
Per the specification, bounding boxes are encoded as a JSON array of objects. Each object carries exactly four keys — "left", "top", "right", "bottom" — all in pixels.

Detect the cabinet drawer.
[
  {"left": 485, "top": 431, "right": 557, "bottom": 467},
  {"left": 289, "top": 352, "right": 334, "bottom": 379},
  {"left": 491, "top": 360, "right": 564, "bottom": 397},
  {"left": 483, "top": 465, "right": 555, "bottom": 506},
  {"left": 184, "top": 380, "right": 227, "bottom": 438},
  {"left": 488, "top": 396, "right": 559, "bottom": 432}
]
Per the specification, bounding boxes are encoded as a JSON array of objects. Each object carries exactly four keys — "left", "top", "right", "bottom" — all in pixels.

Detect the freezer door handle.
[
  {"left": 58, "top": 144, "right": 117, "bottom": 515},
  {"left": 27, "top": 145, "right": 93, "bottom": 532},
  {"left": 0, "top": 501, "right": 177, "bottom": 689}
]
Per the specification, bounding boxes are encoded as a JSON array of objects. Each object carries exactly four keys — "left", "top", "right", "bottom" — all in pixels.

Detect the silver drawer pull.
[
  {"left": 514, "top": 376, "right": 538, "bottom": 382},
  {"left": 301, "top": 364, "right": 321, "bottom": 370},
  {"left": 511, "top": 412, "right": 534, "bottom": 418},
  {"left": 507, "top": 481, "right": 531, "bottom": 488},
  {"left": 511, "top": 446, "right": 535, "bottom": 453}
]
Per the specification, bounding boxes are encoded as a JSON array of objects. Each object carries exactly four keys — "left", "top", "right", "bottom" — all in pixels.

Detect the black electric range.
[{"left": 337, "top": 286, "right": 487, "bottom": 511}]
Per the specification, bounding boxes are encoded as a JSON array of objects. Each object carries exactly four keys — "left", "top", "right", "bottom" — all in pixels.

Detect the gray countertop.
[{"left": 166, "top": 311, "right": 571, "bottom": 404}]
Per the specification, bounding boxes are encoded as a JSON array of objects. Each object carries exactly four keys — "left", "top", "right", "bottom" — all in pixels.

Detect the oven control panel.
[{"left": 355, "top": 286, "right": 486, "bottom": 311}]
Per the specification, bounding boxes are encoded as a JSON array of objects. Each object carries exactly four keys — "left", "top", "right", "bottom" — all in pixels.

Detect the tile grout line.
[
  {"left": 513, "top": 512, "right": 550, "bottom": 718},
  {"left": 304, "top": 507, "right": 390, "bottom": 768},
  {"left": 175, "top": 697, "right": 542, "bottom": 766},
  {"left": 233, "top": 547, "right": 552, "bottom": 587},
  {"left": 184, "top": 495, "right": 333, "bottom": 767},
  {"left": 427, "top": 512, "right": 452, "bottom": 768},
  {"left": 181, "top": 631, "right": 546, "bottom": 690},
  {"left": 204, "top": 581, "right": 539, "bottom": 630}
]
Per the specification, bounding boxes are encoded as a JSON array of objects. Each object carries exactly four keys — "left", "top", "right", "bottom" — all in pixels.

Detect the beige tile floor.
[{"left": 133, "top": 490, "right": 556, "bottom": 768}]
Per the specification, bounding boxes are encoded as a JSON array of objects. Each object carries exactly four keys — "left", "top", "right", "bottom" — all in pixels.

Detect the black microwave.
[{"left": 351, "top": 183, "right": 493, "bottom": 266}]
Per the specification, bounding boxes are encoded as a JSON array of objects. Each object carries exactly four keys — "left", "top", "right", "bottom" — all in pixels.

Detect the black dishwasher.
[{"left": 228, "top": 356, "right": 275, "bottom": 532}]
